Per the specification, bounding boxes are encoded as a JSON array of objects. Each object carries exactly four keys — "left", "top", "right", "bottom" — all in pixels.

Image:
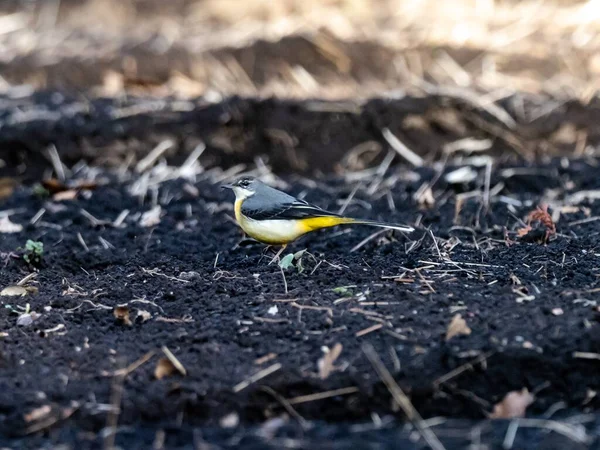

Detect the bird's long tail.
[
  {"left": 300, "top": 216, "right": 413, "bottom": 233},
  {"left": 348, "top": 219, "right": 414, "bottom": 233}
]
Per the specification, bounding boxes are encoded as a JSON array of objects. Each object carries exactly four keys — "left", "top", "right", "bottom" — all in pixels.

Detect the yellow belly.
[
  {"left": 234, "top": 200, "right": 353, "bottom": 245},
  {"left": 239, "top": 217, "right": 306, "bottom": 244}
]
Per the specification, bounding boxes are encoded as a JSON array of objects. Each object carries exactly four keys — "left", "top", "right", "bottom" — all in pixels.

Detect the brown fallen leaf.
[
  {"left": 490, "top": 388, "right": 534, "bottom": 419},
  {"left": 0, "top": 177, "right": 17, "bottom": 200},
  {"left": 318, "top": 343, "right": 343, "bottom": 380},
  {"left": 517, "top": 204, "right": 556, "bottom": 244},
  {"left": 41, "top": 178, "right": 98, "bottom": 194},
  {"left": 113, "top": 305, "right": 132, "bottom": 326},
  {"left": 155, "top": 358, "right": 177, "bottom": 379},
  {"left": 445, "top": 314, "right": 472, "bottom": 341},
  {"left": 41, "top": 178, "right": 67, "bottom": 194},
  {"left": 516, "top": 224, "right": 532, "bottom": 238},
  {"left": 161, "top": 346, "right": 186, "bottom": 376},
  {"left": 154, "top": 350, "right": 186, "bottom": 380}
]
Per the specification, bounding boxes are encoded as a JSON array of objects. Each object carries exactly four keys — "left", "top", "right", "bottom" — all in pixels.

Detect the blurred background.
[{"left": 1, "top": 0, "right": 599, "bottom": 100}]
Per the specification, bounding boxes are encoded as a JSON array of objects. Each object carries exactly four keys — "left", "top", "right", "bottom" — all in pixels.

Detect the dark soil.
[
  {"left": 1, "top": 94, "right": 600, "bottom": 449},
  {"left": 2, "top": 93, "right": 600, "bottom": 183}
]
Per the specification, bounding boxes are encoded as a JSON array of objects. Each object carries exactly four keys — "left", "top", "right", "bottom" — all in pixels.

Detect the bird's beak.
[{"left": 221, "top": 183, "right": 233, "bottom": 190}]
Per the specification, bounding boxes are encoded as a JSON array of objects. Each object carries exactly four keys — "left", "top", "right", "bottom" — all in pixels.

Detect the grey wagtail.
[{"left": 222, "top": 176, "right": 414, "bottom": 261}]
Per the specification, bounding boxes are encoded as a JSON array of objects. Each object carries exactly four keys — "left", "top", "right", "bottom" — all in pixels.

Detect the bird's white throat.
[{"left": 232, "top": 186, "right": 255, "bottom": 200}]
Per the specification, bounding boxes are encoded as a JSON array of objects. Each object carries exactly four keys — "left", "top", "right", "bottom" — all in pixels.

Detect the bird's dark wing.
[{"left": 241, "top": 197, "right": 341, "bottom": 221}]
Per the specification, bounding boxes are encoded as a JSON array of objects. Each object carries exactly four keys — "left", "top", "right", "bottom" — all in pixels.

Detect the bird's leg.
[
  {"left": 257, "top": 245, "right": 272, "bottom": 264},
  {"left": 268, "top": 244, "right": 287, "bottom": 265}
]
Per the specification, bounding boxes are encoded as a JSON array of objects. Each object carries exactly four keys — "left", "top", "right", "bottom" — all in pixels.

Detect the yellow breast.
[{"left": 234, "top": 198, "right": 244, "bottom": 223}]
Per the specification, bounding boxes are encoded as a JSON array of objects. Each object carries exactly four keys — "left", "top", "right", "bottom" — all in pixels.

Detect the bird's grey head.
[{"left": 221, "top": 176, "right": 259, "bottom": 200}]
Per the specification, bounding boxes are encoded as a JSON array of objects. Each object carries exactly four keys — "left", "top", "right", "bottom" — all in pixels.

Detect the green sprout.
[
  {"left": 278, "top": 253, "right": 294, "bottom": 270},
  {"left": 278, "top": 250, "right": 310, "bottom": 273},
  {"left": 23, "top": 240, "right": 44, "bottom": 266},
  {"left": 5, "top": 303, "right": 30, "bottom": 315},
  {"left": 332, "top": 286, "right": 354, "bottom": 296},
  {"left": 32, "top": 184, "right": 50, "bottom": 198}
]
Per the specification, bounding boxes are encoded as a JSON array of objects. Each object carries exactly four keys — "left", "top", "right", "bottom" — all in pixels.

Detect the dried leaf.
[
  {"left": 24, "top": 405, "right": 52, "bottom": 423},
  {"left": 42, "top": 178, "right": 98, "bottom": 194},
  {"left": 154, "top": 351, "right": 186, "bottom": 379},
  {"left": 154, "top": 357, "right": 177, "bottom": 379},
  {"left": 516, "top": 224, "right": 532, "bottom": 238},
  {"left": 0, "top": 216, "right": 22, "bottom": 233},
  {"left": 445, "top": 314, "right": 472, "bottom": 341},
  {"left": 0, "top": 177, "right": 17, "bottom": 200},
  {"left": 140, "top": 206, "right": 162, "bottom": 227},
  {"left": 53, "top": 189, "right": 78, "bottom": 201},
  {"left": 1, "top": 285, "right": 28, "bottom": 297},
  {"left": 318, "top": 343, "right": 343, "bottom": 380},
  {"left": 518, "top": 204, "right": 556, "bottom": 243},
  {"left": 41, "top": 178, "right": 68, "bottom": 194},
  {"left": 113, "top": 305, "right": 132, "bottom": 326},
  {"left": 491, "top": 388, "right": 534, "bottom": 418}
]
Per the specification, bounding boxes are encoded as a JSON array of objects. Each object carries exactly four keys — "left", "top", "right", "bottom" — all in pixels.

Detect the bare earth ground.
[
  {"left": 1, "top": 0, "right": 600, "bottom": 449},
  {"left": 0, "top": 94, "right": 600, "bottom": 449}
]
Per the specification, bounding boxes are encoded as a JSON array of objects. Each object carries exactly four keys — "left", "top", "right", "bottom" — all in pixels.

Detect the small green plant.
[
  {"left": 23, "top": 240, "right": 44, "bottom": 266},
  {"left": 32, "top": 183, "right": 50, "bottom": 198},
  {"left": 278, "top": 253, "right": 295, "bottom": 270},
  {"left": 5, "top": 303, "right": 30, "bottom": 315},
  {"left": 332, "top": 286, "right": 354, "bottom": 296},
  {"left": 278, "top": 250, "right": 315, "bottom": 273}
]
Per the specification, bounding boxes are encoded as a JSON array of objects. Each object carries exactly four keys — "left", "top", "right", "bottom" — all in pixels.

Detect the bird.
[{"left": 221, "top": 176, "right": 414, "bottom": 263}]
